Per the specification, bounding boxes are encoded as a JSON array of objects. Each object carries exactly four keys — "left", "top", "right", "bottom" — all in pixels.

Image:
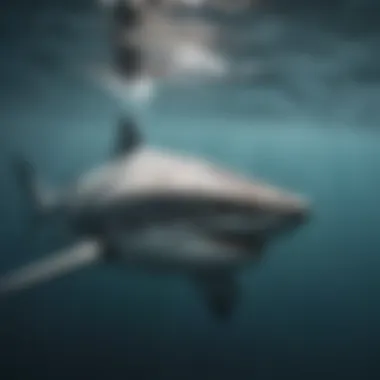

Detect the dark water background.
[{"left": 1, "top": 0, "right": 380, "bottom": 379}]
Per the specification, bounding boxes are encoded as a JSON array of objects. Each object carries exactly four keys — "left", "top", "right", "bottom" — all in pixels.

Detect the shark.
[
  {"left": 93, "top": 0, "right": 226, "bottom": 102},
  {"left": 0, "top": 118, "right": 310, "bottom": 318},
  {"left": 93, "top": 0, "right": 258, "bottom": 105}
]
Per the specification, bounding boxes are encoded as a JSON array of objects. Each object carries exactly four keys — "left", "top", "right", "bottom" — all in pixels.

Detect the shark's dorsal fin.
[
  {"left": 196, "top": 270, "right": 239, "bottom": 320},
  {"left": 114, "top": 117, "right": 142, "bottom": 156}
]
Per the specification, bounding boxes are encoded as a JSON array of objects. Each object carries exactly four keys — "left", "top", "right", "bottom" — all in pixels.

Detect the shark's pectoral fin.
[
  {"left": 114, "top": 117, "right": 142, "bottom": 156},
  {"left": 0, "top": 239, "right": 103, "bottom": 297},
  {"left": 195, "top": 270, "right": 239, "bottom": 320}
]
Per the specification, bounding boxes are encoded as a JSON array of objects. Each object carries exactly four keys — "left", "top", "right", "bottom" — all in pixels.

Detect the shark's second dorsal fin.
[{"left": 115, "top": 117, "right": 142, "bottom": 156}]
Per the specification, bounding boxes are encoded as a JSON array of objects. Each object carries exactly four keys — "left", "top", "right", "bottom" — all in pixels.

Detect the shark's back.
[
  {"left": 63, "top": 146, "right": 306, "bottom": 214},
  {"left": 62, "top": 148, "right": 198, "bottom": 209}
]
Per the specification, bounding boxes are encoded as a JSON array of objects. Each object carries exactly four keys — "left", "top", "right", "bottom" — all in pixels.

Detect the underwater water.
[{"left": 0, "top": 0, "right": 380, "bottom": 379}]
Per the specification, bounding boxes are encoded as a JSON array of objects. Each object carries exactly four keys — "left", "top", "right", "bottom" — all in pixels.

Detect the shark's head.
[{"left": 188, "top": 193, "right": 309, "bottom": 254}]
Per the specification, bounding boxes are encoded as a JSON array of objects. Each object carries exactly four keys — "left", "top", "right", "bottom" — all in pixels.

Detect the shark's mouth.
[
  {"left": 100, "top": 193, "right": 310, "bottom": 255},
  {"left": 192, "top": 207, "right": 309, "bottom": 254},
  {"left": 108, "top": 192, "right": 309, "bottom": 223}
]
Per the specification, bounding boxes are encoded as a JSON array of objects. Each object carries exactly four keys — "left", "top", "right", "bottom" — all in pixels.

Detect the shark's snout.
[
  {"left": 286, "top": 204, "right": 311, "bottom": 228},
  {"left": 263, "top": 204, "right": 310, "bottom": 239},
  {"left": 196, "top": 199, "right": 310, "bottom": 255}
]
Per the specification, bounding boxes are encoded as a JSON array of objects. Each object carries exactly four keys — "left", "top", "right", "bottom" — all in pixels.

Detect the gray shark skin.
[{"left": 0, "top": 118, "right": 310, "bottom": 319}]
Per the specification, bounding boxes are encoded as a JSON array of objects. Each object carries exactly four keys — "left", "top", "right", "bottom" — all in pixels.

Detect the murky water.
[{"left": 0, "top": 1, "right": 379, "bottom": 379}]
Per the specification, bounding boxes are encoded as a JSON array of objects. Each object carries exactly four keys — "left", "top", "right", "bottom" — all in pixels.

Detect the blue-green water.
[{"left": 1, "top": 1, "right": 380, "bottom": 379}]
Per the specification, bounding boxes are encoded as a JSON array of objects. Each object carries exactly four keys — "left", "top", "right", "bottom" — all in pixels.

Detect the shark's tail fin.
[{"left": 12, "top": 157, "right": 59, "bottom": 228}]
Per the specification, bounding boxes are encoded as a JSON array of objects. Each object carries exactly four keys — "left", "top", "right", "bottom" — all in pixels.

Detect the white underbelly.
[{"left": 112, "top": 224, "right": 248, "bottom": 272}]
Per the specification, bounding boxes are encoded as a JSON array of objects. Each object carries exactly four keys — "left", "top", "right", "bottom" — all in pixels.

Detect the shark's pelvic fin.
[
  {"left": 196, "top": 270, "right": 239, "bottom": 320},
  {"left": 0, "top": 239, "right": 103, "bottom": 297},
  {"left": 114, "top": 117, "right": 142, "bottom": 156}
]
